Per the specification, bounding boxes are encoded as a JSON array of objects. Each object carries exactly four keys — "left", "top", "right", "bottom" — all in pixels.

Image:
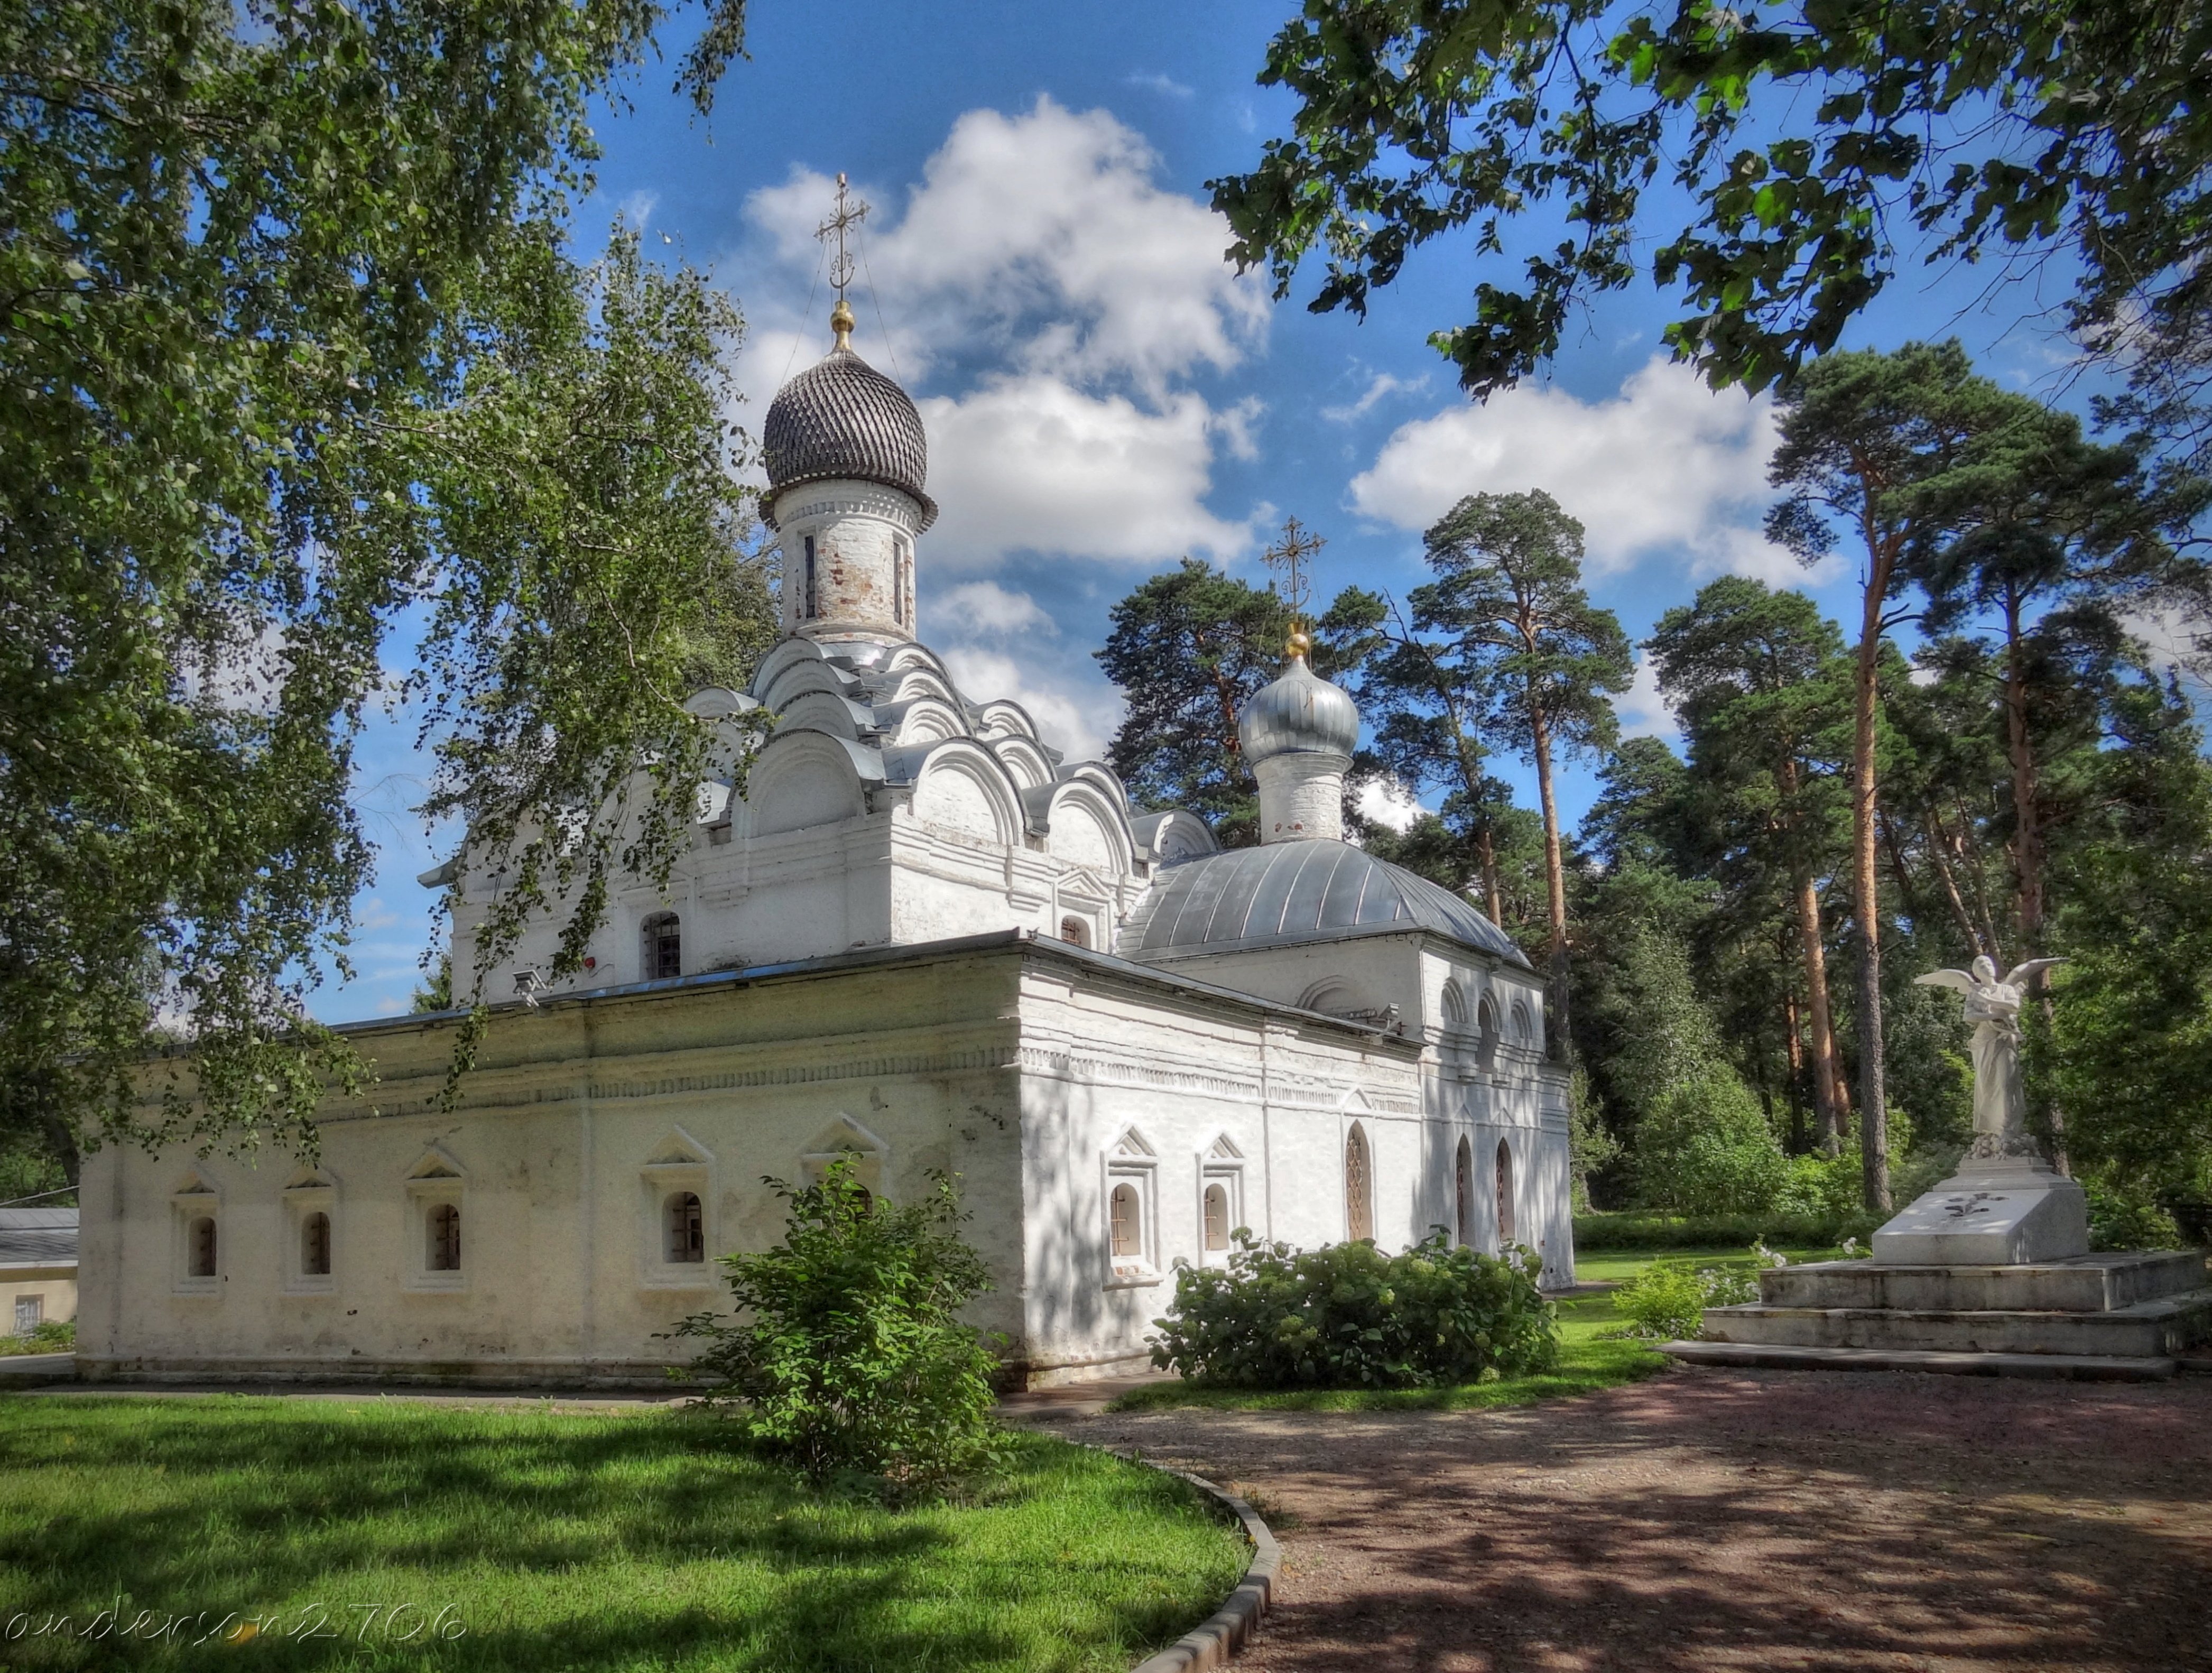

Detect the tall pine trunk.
[
  {"left": 1851, "top": 570, "right": 1892, "bottom": 1213},
  {"left": 1529, "top": 702, "right": 1570, "bottom": 1053},
  {"left": 1792, "top": 870, "right": 1848, "bottom": 1152},
  {"left": 2000, "top": 586, "right": 2066, "bottom": 1171}
]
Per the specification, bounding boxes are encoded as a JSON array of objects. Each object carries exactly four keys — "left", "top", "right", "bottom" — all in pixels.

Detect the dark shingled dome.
[
  {"left": 763, "top": 348, "right": 936, "bottom": 526},
  {"left": 1117, "top": 839, "right": 1530, "bottom": 966}
]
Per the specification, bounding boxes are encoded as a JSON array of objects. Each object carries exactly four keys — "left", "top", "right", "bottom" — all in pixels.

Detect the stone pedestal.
[{"left": 1870, "top": 1156, "right": 2089, "bottom": 1265}]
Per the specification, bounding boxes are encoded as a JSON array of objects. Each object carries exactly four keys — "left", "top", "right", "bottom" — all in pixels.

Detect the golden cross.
[
  {"left": 815, "top": 172, "right": 870, "bottom": 302},
  {"left": 1262, "top": 516, "right": 1326, "bottom": 623}
]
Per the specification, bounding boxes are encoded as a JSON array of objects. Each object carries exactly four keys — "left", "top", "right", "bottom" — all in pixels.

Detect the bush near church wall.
[
  {"left": 1574, "top": 1209, "right": 1883, "bottom": 1251},
  {"left": 1149, "top": 1231, "right": 1559, "bottom": 1390}
]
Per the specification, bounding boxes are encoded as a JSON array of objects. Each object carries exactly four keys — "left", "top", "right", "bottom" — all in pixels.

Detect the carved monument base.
[{"left": 1871, "top": 1139, "right": 2090, "bottom": 1265}]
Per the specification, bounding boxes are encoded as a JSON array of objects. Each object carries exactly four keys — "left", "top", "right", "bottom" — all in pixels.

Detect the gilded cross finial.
[
  {"left": 816, "top": 172, "right": 870, "bottom": 348},
  {"left": 1262, "top": 516, "right": 1326, "bottom": 657}
]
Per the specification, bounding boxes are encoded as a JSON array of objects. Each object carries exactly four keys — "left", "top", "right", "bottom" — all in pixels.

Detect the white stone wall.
[
  {"left": 770, "top": 478, "right": 923, "bottom": 640},
  {"left": 1253, "top": 751, "right": 1348, "bottom": 844}
]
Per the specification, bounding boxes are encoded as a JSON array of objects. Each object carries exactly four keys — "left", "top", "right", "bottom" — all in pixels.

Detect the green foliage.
[
  {"left": 2085, "top": 1182, "right": 2186, "bottom": 1253},
  {"left": 1574, "top": 1210, "right": 1882, "bottom": 1252},
  {"left": 0, "top": 1318, "right": 74, "bottom": 1356},
  {"left": 1632, "top": 1063, "right": 1791, "bottom": 1216},
  {"left": 1149, "top": 1230, "right": 1559, "bottom": 1391},
  {"left": 0, "top": 1398, "right": 1245, "bottom": 1673},
  {"left": 1612, "top": 1262, "right": 1755, "bottom": 1341},
  {"left": 0, "top": 0, "right": 760, "bottom": 1163},
  {"left": 671, "top": 1162, "right": 1002, "bottom": 1494},
  {"left": 1214, "top": 2, "right": 2208, "bottom": 398}
]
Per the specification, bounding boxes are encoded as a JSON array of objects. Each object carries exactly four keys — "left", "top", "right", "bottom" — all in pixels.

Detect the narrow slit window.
[
  {"left": 666, "top": 1192, "right": 705, "bottom": 1263},
  {"left": 803, "top": 535, "right": 818, "bottom": 618},
  {"left": 1203, "top": 1183, "right": 1228, "bottom": 1251},
  {"left": 1345, "top": 1124, "right": 1373, "bottom": 1243},
  {"left": 642, "top": 912, "right": 682, "bottom": 981},
  {"left": 1109, "top": 1182, "right": 1141, "bottom": 1260},
  {"left": 188, "top": 1215, "right": 217, "bottom": 1278},
  {"left": 893, "top": 538, "right": 908, "bottom": 626},
  {"left": 1455, "top": 1136, "right": 1474, "bottom": 1247},
  {"left": 1495, "top": 1141, "right": 1516, "bottom": 1247},
  {"left": 428, "top": 1203, "right": 462, "bottom": 1272},
  {"left": 302, "top": 1212, "right": 331, "bottom": 1277}
]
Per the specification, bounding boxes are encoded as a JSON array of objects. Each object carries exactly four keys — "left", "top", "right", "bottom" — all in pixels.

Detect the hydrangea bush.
[{"left": 1148, "top": 1231, "right": 1559, "bottom": 1390}]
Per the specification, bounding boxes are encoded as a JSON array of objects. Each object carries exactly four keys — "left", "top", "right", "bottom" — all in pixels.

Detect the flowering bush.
[
  {"left": 1614, "top": 1261, "right": 1756, "bottom": 1339},
  {"left": 1148, "top": 1230, "right": 1558, "bottom": 1389}
]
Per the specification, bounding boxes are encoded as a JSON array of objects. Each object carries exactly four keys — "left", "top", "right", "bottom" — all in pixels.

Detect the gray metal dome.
[
  {"left": 1238, "top": 655, "right": 1360, "bottom": 764},
  {"left": 1117, "top": 839, "right": 1529, "bottom": 965},
  {"left": 763, "top": 347, "right": 937, "bottom": 526}
]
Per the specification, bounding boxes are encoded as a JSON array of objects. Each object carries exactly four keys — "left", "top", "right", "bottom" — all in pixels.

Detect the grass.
[
  {"left": 0, "top": 1395, "right": 1248, "bottom": 1672},
  {"left": 1108, "top": 1242, "right": 1857, "bottom": 1415}
]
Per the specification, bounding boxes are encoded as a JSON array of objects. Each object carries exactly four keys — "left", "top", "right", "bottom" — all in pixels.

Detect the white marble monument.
[{"left": 1871, "top": 957, "right": 2089, "bottom": 1265}]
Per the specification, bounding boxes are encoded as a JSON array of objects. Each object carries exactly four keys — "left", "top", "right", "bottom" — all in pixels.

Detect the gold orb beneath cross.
[{"left": 1286, "top": 628, "right": 1312, "bottom": 658}]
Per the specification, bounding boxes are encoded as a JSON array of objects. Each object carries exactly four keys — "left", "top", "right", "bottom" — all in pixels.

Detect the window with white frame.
[
  {"left": 1198, "top": 1134, "right": 1245, "bottom": 1264},
  {"left": 1103, "top": 1127, "right": 1159, "bottom": 1283},
  {"left": 13, "top": 1295, "right": 42, "bottom": 1335},
  {"left": 172, "top": 1175, "right": 220, "bottom": 1295},
  {"left": 404, "top": 1149, "right": 467, "bottom": 1291},
  {"left": 1344, "top": 1122, "right": 1375, "bottom": 1242},
  {"left": 283, "top": 1169, "right": 337, "bottom": 1295},
  {"left": 640, "top": 1127, "right": 716, "bottom": 1288}
]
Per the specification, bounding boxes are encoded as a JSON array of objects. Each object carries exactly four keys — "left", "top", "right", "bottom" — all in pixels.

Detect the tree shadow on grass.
[{"left": 0, "top": 1399, "right": 1235, "bottom": 1672}]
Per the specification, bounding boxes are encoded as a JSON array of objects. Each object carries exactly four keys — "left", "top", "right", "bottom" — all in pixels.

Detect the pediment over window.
[
  {"left": 1204, "top": 1134, "right": 1243, "bottom": 1161},
  {"left": 802, "top": 1114, "right": 889, "bottom": 1162},
  {"left": 1108, "top": 1125, "right": 1156, "bottom": 1161},
  {"left": 283, "top": 1166, "right": 338, "bottom": 1195},
  {"left": 643, "top": 1125, "right": 714, "bottom": 1168},
  {"left": 405, "top": 1144, "right": 466, "bottom": 1182},
  {"left": 171, "top": 1169, "right": 217, "bottom": 1198}
]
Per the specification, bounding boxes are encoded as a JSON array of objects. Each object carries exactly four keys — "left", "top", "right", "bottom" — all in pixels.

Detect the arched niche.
[
  {"left": 974, "top": 698, "right": 1041, "bottom": 742},
  {"left": 1044, "top": 782, "right": 1133, "bottom": 873},
  {"left": 743, "top": 731, "right": 877, "bottom": 837},
  {"left": 910, "top": 744, "right": 1022, "bottom": 847},
  {"left": 989, "top": 735, "right": 1057, "bottom": 792}
]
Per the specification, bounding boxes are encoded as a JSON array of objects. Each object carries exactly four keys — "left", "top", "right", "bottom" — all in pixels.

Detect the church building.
[{"left": 78, "top": 298, "right": 1576, "bottom": 1389}]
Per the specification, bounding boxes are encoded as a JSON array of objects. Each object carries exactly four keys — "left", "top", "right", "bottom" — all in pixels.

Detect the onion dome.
[
  {"left": 1238, "top": 636, "right": 1360, "bottom": 764},
  {"left": 762, "top": 301, "right": 936, "bottom": 526}
]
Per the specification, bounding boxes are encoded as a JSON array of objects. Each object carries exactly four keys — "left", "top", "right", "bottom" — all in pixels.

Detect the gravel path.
[{"left": 1050, "top": 1364, "right": 2212, "bottom": 1673}]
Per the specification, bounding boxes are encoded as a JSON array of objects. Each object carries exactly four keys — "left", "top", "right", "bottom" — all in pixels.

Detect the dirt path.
[{"left": 1052, "top": 1365, "right": 2212, "bottom": 1673}]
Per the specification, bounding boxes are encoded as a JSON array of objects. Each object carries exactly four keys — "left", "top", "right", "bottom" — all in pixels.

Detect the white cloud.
[
  {"left": 1125, "top": 71, "right": 1193, "bottom": 97},
  {"left": 935, "top": 646, "right": 1119, "bottom": 762},
  {"left": 921, "top": 379, "right": 1253, "bottom": 570},
  {"left": 1350, "top": 357, "right": 1801, "bottom": 579},
  {"left": 1614, "top": 651, "right": 1679, "bottom": 742},
  {"left": 1322, "top": 370, "right": 1428, "bottom": 424},
  {"left": 931, "top": 581, "right": 1054, "bottom": 638},
  {"left": 1357, "top": 777, "right": 1424, "bottom": 833}
]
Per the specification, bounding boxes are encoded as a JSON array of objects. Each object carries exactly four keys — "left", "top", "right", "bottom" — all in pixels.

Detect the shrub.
[
  {"left": 1149, "top": 1231, "right": 1558, "bottom": 1390},
  {"left": 1614, "top": 1261, "right": 1755, "bottom": 1339},
  {"left": 2085, "top": 1181, "right": 2185, "bottom": 1252},
  {"left": 1631, "top": 1064, "right": 1790, "bottom": 1214},
  {"left": 1574, "top": 1208, "right": 1883, "bottom": 1250},
  {"left": 0, "top": 1318, "right": 73, "bottom": 1356},
  {"left": 669, "top": 1160, "right": 1002, "bottom": 1493}
]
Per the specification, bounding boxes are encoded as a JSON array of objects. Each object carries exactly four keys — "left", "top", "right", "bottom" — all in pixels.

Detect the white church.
[{"left": 78, "top": 300, "right": 1576, "bottom": 1389}]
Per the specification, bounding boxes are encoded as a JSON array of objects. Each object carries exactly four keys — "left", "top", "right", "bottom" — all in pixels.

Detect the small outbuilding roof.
[{"left": 0, "top": 1206, "right": 77, "bottom": 1268}]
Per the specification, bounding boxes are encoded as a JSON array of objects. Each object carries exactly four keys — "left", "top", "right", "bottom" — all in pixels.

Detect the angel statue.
[{"left": 1914, "top": 955, "right": 2064, "bottom": 1153}]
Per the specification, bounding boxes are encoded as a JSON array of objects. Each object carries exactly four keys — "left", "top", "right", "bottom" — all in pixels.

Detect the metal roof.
[
  {"left": 1117, "top": 839, "right": 1530, "bottom": 965},
  {"left": 1238, "top": 656, "right": 1360, "bottom": 764},
  {"left": 763, "top": 348, "right": 937, "bottom": 524},
  {"left": 0, "top": 1207, "right": 77, "bottom": 1268}
]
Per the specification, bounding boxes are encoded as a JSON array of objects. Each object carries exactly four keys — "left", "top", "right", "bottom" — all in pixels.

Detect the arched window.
[
  {"left": 665, "top": 1192, "right": 705, "bottom": 1262},
  {"left": 1455, "top": 1136, "right": 1475, "bottom": 1246},
  {"left": 1441, "top": 979, "right": 1467, "bottom": 1029},
  {"left": 1109, "top": 1182, "right": 1142, "bottom": 1259},
  {"left": 1476, "top": 994, "right": 1501, "bottom": 1067},
  {"left": 642, "top": 912, "right": 682, "bottom": 981},
  {"left": 1495, "top": 1141, "right": 1516, "bottom": 1247},
  {"left": 301, "top": 1212, "right": 331, "bottom": 1277},
  {"left": 1344, "top": 1122, "right": 1374, "bottom": 1242},
  {"left": 1058, "top": 915, "right": 1090, "bottom": 949},
  {"left": 428, "top": 1203, "right": 462, "bottom": 1272},
  {"left": 188, "top": 1216, "right": 217, "bottom": 1278},
  {"left": 1203, "top": 1183, "right": 1229, "bottom": 1251},
  {"left": 1511, "top": 1000, "right": 1535, "bottom": 1046}
]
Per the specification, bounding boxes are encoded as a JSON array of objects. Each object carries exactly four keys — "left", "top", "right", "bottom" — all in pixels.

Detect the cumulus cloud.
[
  {"left": 1349, "top": 358, "right": 1803, "bottom": 580},
  {"left": 1356, "top": 777, "right": 1424, "bottom": 833},
  {"left": 931, "top": 580, "right": 1054, "bottom": 637},
  {"left": 921, "top": 380, "right": 1253, "bottom": 570},
  {"left": 733, "top": 99, "right": 1268, "bottom": 572},
  {"left": 1322, "top": 369, "right": 1429, "bottom": 424},
  {"left": 1614, "top": 652, "right": 1679, "bottom": 742}
]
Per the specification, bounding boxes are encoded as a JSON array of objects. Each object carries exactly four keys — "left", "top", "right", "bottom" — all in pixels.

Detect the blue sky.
[{"left": 320, "top": 0, "right": 2144, "bottom": 1021}]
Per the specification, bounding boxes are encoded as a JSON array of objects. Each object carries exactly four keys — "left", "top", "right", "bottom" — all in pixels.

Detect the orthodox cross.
[
  {"left": 1262, "top": 516, "right": 1326, "bottom": 631},
  {"left": 816, "top": 172, "right": 870, "bottom": 303}
]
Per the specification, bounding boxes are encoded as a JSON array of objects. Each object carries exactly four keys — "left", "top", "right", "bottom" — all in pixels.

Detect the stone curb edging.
[{"left": 1123, "top": 1461, "right": 1281, "bottom": 1673}]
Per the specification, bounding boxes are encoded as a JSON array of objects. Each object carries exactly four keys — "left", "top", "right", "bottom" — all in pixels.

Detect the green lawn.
[
  {"left": 1108, "top": 1243, "right": 1854, "bottom": 1415},
  {"left": 0, "top": 1395, "right": 1248, "bottom": 1672}
]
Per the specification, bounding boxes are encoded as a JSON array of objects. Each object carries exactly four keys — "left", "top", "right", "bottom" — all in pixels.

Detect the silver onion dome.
[
  {"left": 762, "top": 312, "right": 937, "bottom": 527},
  {"left": 1238, "top": 650, "right": 1360, "bottom": 764}
]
